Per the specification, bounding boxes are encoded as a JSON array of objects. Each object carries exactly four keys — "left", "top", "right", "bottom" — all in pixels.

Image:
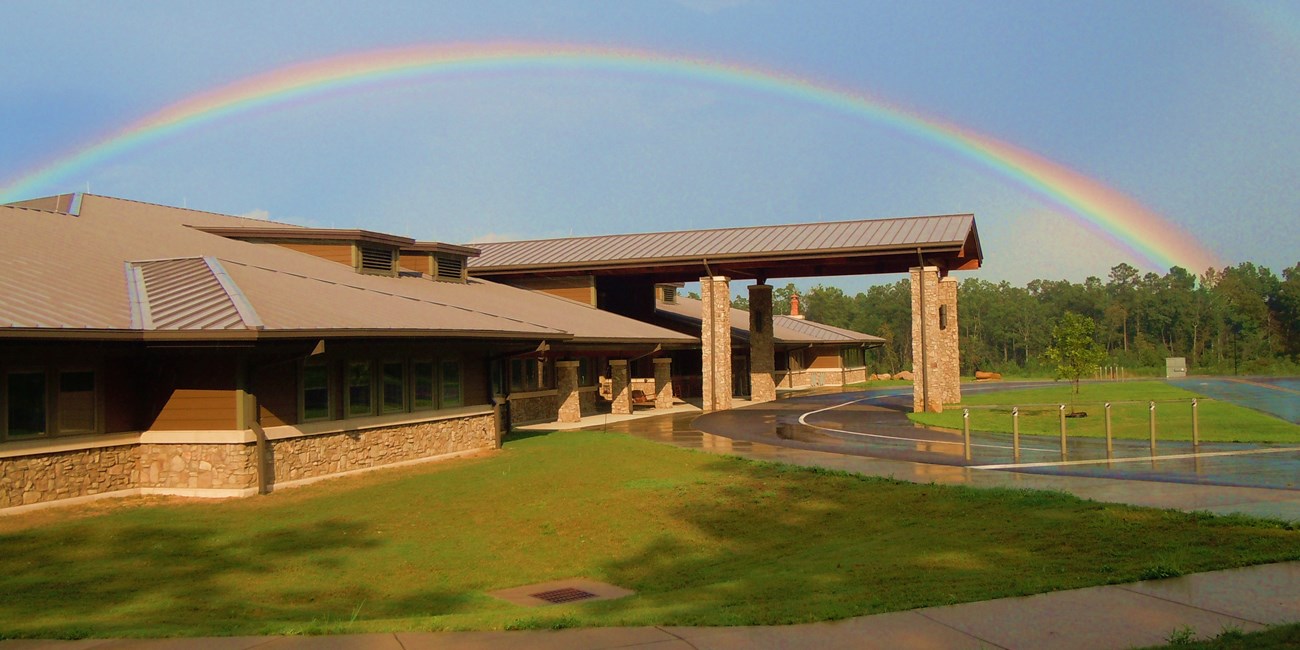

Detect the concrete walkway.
[{"left": 1, "top": 561, "right": 1297, "bottom": 648}]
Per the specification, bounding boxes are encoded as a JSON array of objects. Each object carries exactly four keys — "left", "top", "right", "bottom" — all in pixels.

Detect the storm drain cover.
[{"left": 530, "top": 587, "right": 598, "bottom": 604}]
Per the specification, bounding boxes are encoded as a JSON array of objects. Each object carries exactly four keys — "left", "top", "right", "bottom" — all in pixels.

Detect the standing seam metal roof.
[{"left": 468, "top": 214, "right": 975, "bottom": 269}]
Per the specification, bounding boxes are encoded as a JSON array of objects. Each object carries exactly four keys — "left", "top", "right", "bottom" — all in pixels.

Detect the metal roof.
[
  {"left": 0, "top": 195, "right": 694, "bottom": 344},
  {"left": 656, "top": 296, "right": 883, "bottom": 346},
  {"left": 468, "top": 214, "right": 981, "bottom": 280}
]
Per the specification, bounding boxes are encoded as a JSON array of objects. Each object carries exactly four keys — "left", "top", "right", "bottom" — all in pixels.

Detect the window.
[
  {"left": 57, "top": 370, "right": 96, "bottom": 433},
  {"left": 577, "top": 357, "right": 595, "bottom": 387},
  {"left": 2, "top": 367, "right": 100, "bottom": 440},
  {"left": 440, "top": 360, "right": 462, "bottom": 407},
  {"left": 302, "top": 361, "right": 331, "bottom": 421},
  {"left": 346, "top": 361, "right": 373, "bottom": 417},
  {"left": 381, "top": 361, "right": 405, "bottom": 413},
  {"left": 412, "top": 361, "right": 436, "bottom": 410},
  {"left": 6, "top": 370, "right": 46, "bottom": 437},
  {"left": 509, "top": 357, "right": 549, "bottom": 392},
  {"left": 842, "top": 347, "right": 866, "bottom": 368}
]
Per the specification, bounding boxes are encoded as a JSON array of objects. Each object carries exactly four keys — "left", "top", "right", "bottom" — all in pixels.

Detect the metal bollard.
[
  {"left": 962, "top": 408, "right": 972, "bottom": 462},
  {"left": 1104, "top": 402, "right": 1113, "bottom": 460},
  {"left": 1149, "top": 401, "right": 1157, "bottom": 456},
  {"left": 1012, "top": 407, "right": 1020, "bottom": 464},
  {"left": 1191, "top": 399, "right": 1199, "bottom": 447},
  {"left": 1059, "top": 404, "right": 1067, "bottom": 461}
]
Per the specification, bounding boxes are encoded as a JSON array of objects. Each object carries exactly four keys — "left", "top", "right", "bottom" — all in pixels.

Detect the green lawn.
[
  {"left": 1135, "top": 622, "right": 1300, "bottom": 649},
  {"left": 1, "top": 430, "right": 1298, "bottom": 639},
  {"left": 909, "top": 381, "right": 1300, "bottom": 444}
]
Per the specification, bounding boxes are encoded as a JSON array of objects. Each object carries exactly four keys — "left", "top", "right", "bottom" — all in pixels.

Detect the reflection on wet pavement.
[{"left": 580, "top": 386, "right": 1300, "bottom": 521}]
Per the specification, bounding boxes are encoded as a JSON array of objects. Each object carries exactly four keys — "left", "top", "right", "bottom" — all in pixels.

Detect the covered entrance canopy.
[{"left": 468, "top": 213, "right": 984, "bottom": 414}]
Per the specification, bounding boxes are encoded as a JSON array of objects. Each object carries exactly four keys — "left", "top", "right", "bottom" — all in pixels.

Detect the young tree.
[{"left": 1043, "top": 311, "right": 1107, "bottom": 412}]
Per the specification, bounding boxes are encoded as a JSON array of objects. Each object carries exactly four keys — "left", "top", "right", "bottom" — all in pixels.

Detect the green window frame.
[
  {"left": 412, "top": 360, "right": 436, "bottom": 411},
  {"left": 345, "top": 360, "right": 373, "bottom": 418},
  {"left": 301, "top": 360, "right": 331, "bottom": 422},
  {"left": 381, "top": 360, "right": 406, "bottom": 414},
  {"left": 440, "top": 360, "right": 462, "bottom": 408}
]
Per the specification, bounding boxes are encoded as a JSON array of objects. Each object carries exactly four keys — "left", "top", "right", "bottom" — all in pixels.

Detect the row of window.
[
  {"left": 3, "top": 368, "right": 97, "bottom": 440},
  {"left": 303, "top": 358, "right": 462, "bottom": 422},
  {"left": 504, "top": 357, "right": 599, "bottom": 393}
]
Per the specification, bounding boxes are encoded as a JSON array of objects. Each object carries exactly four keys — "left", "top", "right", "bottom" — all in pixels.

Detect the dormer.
[
  {"left": 655, "top": 283, "right": 683, "bottom": 304},
  {"left": 194, "top": 226, "right": 413, "bottom": 277},
  {"left": 400, "top": 242, "right": 480, "bottom": 283}
]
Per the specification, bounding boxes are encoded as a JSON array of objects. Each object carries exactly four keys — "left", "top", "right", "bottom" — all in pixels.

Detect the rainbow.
[{"left": 0, "top": 42, "right": 1222, "bottom": 271}]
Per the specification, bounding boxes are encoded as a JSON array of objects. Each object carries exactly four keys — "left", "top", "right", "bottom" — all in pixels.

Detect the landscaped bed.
[
  {"left": 1, "top": 429, "right": 1297, "bottom": 638},
  {"left": 909, "top": 381, "right": 1300, "bottom": 444}
]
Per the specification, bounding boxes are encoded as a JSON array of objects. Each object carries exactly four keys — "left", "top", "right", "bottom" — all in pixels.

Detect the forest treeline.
[{"left": 734, "top": 262, "right": 1300, "bottom": 377}]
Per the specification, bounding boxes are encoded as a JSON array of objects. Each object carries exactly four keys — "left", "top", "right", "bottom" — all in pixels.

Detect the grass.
[
  {"left": 908, "top": 381, "right": 1300, "bottom": 444},
  {"left": 1, "top": 430, "right": 1298, "bottom": 638},
  {"left": 1134, "top": 621, "right": 1300, "bottom": 649}
]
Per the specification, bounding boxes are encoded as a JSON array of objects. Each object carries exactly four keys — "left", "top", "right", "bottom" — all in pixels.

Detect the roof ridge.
[
  {"left": 127, "top": 256, "right": 263, "bottom": 331},
  {"left": 82, "top": 194, "right": 306, "bottom": 229},
  {"left": 469, "top": 213, "right": 975, "bottom": 248}
]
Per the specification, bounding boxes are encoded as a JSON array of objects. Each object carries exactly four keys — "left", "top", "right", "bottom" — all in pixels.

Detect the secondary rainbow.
[{"left": 0, "top": 42, "right": 1222, "bottom": 271}]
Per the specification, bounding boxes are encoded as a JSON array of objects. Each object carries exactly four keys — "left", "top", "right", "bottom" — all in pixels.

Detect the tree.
[{"left": 1043, "top": 312, "right": 1107, "bottom": 411}]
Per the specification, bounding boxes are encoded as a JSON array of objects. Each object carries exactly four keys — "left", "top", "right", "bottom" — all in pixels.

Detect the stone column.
[
  {"left": 555, "top": 360, "right": 581, "bottom": 423},
  {"left": 910, "top": 266, "right": 943, "bottom": 413},
  {"left": 609, "top": 359, "right": 632, "bottom": 415},
  {"left": 700, "top": 276, "right": 732, "bottom": 413},
  {"left": 748, "top": 283, "right": 776, "bottom": 403},
  {"left": 653, "top": 357, "right": 674, "bottom": 409},
  {"left": 938, "top": 276, "right": 961, "bottom": 405}
]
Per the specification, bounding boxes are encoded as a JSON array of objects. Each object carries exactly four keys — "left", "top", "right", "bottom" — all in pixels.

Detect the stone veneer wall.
[
  {"left": 1, "top": 411, "right": 498, "bottom": 512},
  {"left": 270, "top": 413, "right": 495, "bottom": 484},
  {"left": 700, "top": 276, "right": 733, "bottom": 412},
  {"left": 938, "top": 276, "right": 962, "bottom": 405},
  {"left": 910, "top": 266, "right": 943, "bottom": 413},
  {"left": 843, "top": 367, "right": 868, "bottom": 385},
  {"left": 137, "top": 443, "right": 258, "bottom": 491},
  {"left": 748, "top": 284, "right": 776, "bottom": 403},
  {"left": 0, "top": 444, "right": 137, "bottom": 509},
  {"left": 508, "top": 393, "right": 558, "bottom": 426}
]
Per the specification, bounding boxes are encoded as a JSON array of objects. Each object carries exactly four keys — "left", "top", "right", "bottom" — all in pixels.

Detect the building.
[
  {"left": 1, "top": 194, "right": 981, "bottom": 512},
  {"left": 0, "top": 194, "right": 694, "bottom": 512}
]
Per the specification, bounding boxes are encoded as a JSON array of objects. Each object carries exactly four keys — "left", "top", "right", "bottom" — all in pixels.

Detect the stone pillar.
[
  {"left": 653, "top": 357, "right": 674, "bottom": 409},
  {"left": 700, "top": 276, "right": 732, "bottom": 413},
  {"left": 938, "top": 276, "right": 961, "bottom": 405},
  {"left": 609, "top": 359, "right": 632, "bottom": 415},
  {"left": 748, "top": 283, "right": 776, "bottom": 403},
  {"left": 910, "top": 266, "right": 943, "bottom": 413},
  {"left": 555, "top": 360, "right": 581, "bottom": 423}
]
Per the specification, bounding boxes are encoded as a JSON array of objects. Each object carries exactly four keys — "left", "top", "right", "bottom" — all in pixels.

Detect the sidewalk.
[{"left": 1, "top": 561, "right": 1296, "bottom": 649}]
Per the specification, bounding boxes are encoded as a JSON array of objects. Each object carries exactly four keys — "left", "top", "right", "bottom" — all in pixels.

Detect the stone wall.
[
  {"left": 270, "top": 413, "right": 495, "bottom": 484},
  {"left": 910, "top": 266, "right": 943, "bottom": 413},
  {"left": 508, "top": 393, "right": 558, "bottom": 426},
  {"left": 843, "top": 367, "right": 868, "bottom": 385},
  {"left": 748, "top": 284, "right": 776, "bottom": 403},
  {"left": 700, "top": 276, "right": 733, "bottom": 412},
  {"left": 938, "top": 276, "right": 962, "bottom": 405},
  {"left": 0, "top": 444, "right": 137, "bottom": 509},
  {"left": 137, "top": 442, "right": 257, "bottom": 491}
]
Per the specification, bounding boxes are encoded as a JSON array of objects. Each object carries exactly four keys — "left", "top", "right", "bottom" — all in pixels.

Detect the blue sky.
[{"left": 2, "top": 1, "right": 1297, "bottom": 291}]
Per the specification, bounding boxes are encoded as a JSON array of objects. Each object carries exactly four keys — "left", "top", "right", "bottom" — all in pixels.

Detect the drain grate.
[{"left": 530, "top": 587, "right": 598, "bottom": 604}]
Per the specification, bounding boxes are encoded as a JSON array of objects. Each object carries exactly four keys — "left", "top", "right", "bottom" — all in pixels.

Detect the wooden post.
[
  {"left": 962, "top": 408, "right": 971, "bottom": 462},
  {"left": 1104, "top": 402, "right": 1113, "bottom": 460},
  {"left": 1012, "top": 407, "right": 1020, "bottom": 464},
  {"left": 1059, "top": 404, "right": 1067, "bottom": 461},
  {"left": 1149, "top": 401, "right": 1157, "bottom": 456}
]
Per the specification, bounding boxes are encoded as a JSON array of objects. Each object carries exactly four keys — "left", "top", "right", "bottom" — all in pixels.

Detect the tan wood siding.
[
  {"left": 808, "top": 346, "right": 842, "bottom": 370},
  {"left": 399, "top": 252, "right": 432, "bottom": 274},
  {"left": 277, "top": 242, "right": 355, "bottom": 266},
  {"left": 253, "top": 361, "right": 297, "bottom": 427},
  {"left": 147, "top": 357, "right": 238, "bottom": 431},
  {"left": 503, "top": 276, "right": 596, "bottom": 306},
  {"left": 461, "top": 354, "right": 489, "bottom": 407}
]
